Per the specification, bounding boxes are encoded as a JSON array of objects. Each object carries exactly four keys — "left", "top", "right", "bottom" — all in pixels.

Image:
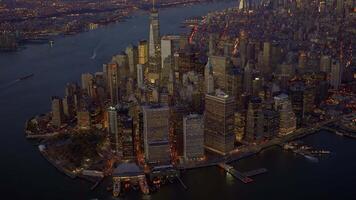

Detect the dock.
[
  {"left": 242, "top": 168, "right": 268, "bottom": 177},
  {"left": 322, "top": 127, "right": 356, "bottom": 139},
  {"left": 218, "top": 163, "right": 253, "bottom": 184}
]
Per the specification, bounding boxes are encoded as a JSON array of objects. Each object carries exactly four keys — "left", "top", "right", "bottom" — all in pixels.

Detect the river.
[{"left": 0, "top": 0, "right": 355, "bottom": 199}]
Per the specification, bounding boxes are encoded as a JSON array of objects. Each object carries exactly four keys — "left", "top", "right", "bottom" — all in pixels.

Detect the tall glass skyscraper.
[{"left": 148, "top": 2, "right": 161, "bottom": 74}]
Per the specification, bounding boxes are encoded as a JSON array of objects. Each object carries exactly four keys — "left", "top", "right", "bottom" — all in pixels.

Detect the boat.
[
  {"left": 113, "top": 178, "right": 121, "bottom": 197},
  {"left": 344, "top": 133, "right": 356, "bottom": 139},
  {"left": 304, "top": 155, "right": 319, "bottom": 162},
  {"left": 335, "top": 131, "right": 344, "bottom": 136},
  {"left": 19, "top": 74, "right": 34, "bottom": 81},
  {"left": 90, "top": 49, "right": 97, "bottom": 59},
  {"left": 311, "top": 150, "right": 331, "bottom": 154}
]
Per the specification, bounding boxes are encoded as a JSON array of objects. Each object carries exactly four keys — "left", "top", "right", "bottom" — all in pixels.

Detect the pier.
[
  {"left": 176, "top": 175, "right": 188, "bottom": 190},
  {"left": 322, "top": 127, "right": 356, "bottom": 139},
  {"left": 242, "top": 168, "right": 268, "bottom": 177},
  {"left": 218, "top": 163, "right": 253, "bottom": 184}
]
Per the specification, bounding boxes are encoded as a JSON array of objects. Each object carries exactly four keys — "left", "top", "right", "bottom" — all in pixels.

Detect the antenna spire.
[{"left": 153, "top": 0, "right": 155, "bottom": 10}]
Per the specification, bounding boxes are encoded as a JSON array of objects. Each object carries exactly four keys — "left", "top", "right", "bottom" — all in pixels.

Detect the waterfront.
[
  {"left": 0, "top": 1, "right": 356, "bottom": 200},
  {"left": 0, "top": 1, "right": 239, "bottom": 199}
]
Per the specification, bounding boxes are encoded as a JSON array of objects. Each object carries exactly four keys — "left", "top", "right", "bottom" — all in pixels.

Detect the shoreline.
[
  {"left": 1, "top": 0, "right": 232, "bottom": 52},
  {"left": 178, "top": 119, "right": 335, "bottom": 170}
]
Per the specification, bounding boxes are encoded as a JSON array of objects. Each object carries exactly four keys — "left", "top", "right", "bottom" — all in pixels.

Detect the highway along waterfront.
[{"left": 0, "top": 1, "right": 355, "bottom": 200}]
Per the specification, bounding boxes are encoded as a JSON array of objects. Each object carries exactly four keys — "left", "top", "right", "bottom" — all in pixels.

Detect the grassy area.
[{"left": 45, "top": 130, "right": 107, "bottom": 169}]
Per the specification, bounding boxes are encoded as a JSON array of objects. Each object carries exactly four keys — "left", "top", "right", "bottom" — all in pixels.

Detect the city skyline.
[{"left": 0, "top": 0, "right": 355, "bottom": 199}]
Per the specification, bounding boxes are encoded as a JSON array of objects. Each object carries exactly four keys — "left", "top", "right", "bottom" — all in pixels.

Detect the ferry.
[
  {"left": 113, "top": 178, "right": 121, "bottom": 197},
  {"left": 311, "top": 150, "right": 331, "bottom": 154}
]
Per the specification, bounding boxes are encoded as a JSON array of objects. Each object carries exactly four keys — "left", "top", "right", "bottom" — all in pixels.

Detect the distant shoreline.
[{"left": 1, "top": 0, "right": 231, "bottom": 53}]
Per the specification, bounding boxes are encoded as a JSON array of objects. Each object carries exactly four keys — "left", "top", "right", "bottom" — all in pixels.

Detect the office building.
[
  {"left": 81, "top": 73, "right": 94, "bottom": 96},
  {"left": 204, "top": 91, "right": 235, "bottom": 155},
  {"left": 320, "top": 55, "right": 331, "bottom": 73},
  {"left": 183, "top": 114, "right": 204, "bottom": 161},
  {"left": 274, "top": 94, "right": 297, "bottom": 135},
  {"left": 138, "top": 40, "right": 149, "bottom": 65},
  {"left": 161, "top": 35, "right": 180, "bottom": 69},
  {"left": 245, "top": 97, "right": 264, "bottom": 142},
  {"left": 330, "top": 59, "right": 342, "bottom": 89},
  {"left": 142, "top": 105, "right": 170, "bottom": 164},
  {"left": 51, "top": 96, "right": 64, "bottom": 127},
  {"left": 108, "top": 106, "right": 121, "bottom": 156},
  {"left": 204, "top": 58, "right": 215, "bottom": 94},
  {"left": 107, "top": 63, "right": 119, "bottom": 105},
  {"left": 263, "top": 109, "right": 279, "bottom": 138},
  {"left": 137, "top": 64, "right": 144, "bottom": 89},
  {"left": 210, "top": 55, "right": 232, "bottom": 92},
  {"left": 77, "top": 110, "right": 91, "bottom": 130},
  {"left": 125, "top": 44, "right": 138, "bottom": 78},
  {"left": 289, "top": 82, "right": 304, "bottom": 127}
]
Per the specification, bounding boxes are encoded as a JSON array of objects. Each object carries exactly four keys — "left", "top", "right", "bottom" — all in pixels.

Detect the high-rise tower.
[
  {"left": 149, "top": 0, "right": 161, "bottom": 73},
  {"left": 239, "top": 0, "right": 248, "bottom": 11},
  {"left": 204, "top": 91, "right": 235, "bottom": 155}
]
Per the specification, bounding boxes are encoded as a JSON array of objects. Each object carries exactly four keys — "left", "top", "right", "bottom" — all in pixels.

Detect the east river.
[{"left": 0, "top": 1, "right": 355, "bottom": 199}]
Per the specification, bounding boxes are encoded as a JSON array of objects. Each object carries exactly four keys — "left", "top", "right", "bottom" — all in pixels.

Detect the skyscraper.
[
  {"left": 289, "top": 82, "right": 304, "bottom": 127},
  {"left": 336, "top": 0, "right": 345, "bottom": 15},
  {"left": 263, "top": 109, "right": 279, "bottom": 138},
  {"left": 51, "top": 96, "right": 64, "bottom": 127},
  {"left": 81, "top": 73, "right": 94, "bottom": 96},
  {"left": 204, "top": 58, "right": 215, "bottom": 94},
  {"left": 204, "top": 91, "right": 235, "bottom": 155},
  {"left": 227, "top": 68, "right": 243, "bottom": 110},
  {"left": 208, "top": 34, "right": 216, "bottom": 56},
  {"left": 108, "top": 106, "right": 121, "bottom": 156},
  {"left": 116, "top": 105, "right": 135, "bottom": 161},
  {"left": 243, "top": 61, "right": 253, "bottom": 94},
  {"left": 263, "top": 42, "right": 271, "bottom": 75},
  {"left": 142, "top": 105, "right": 170, "bottom": 164},
  {"left": 107, "top": 63, "right": 119, "bottom": 105},
  {"left": 148, "top": 2, "right": 161, "bottom": 73},
  {"left": 183, "top": 114, "right": 204, "bottom": 161},
  {"left": 137, "top": 64, "right": 144, "bottom": 89},
  {"left": 125, "top": 44, "right": 138, "bottom": 79},
  {"left": 77, "top": 110, "right": 91, "bottom": 130},
  {"left": 320, "top": 55, "right": 331, "bottom": 73},
  {"left": 239, "top": 0, "right": 248, "bottom": 11},
  {"left": 138, "top": 40, "right": 149, "bottom": 65},
  {"left": 239, "top": 30, "right": 248, "bottom": 67},
  {"left": 211, "top": 55, "right": 232, "bottom": 92},
  {"left": 245, "top": 97, "right": 264, "bottom": 142},
  {"left": 161, "top": 35, "right": 180, "bottom": 69},
  {"left": 62, "top": 95, "right": 74, "bottom": 120},
  {"left": 274, "top": 94, "right": 297, "bottom": 136},
  {"left": 330, "top": 59, "right": 342, "bottom": 89}
]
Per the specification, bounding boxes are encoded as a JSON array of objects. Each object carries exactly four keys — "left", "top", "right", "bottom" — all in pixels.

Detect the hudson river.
[{"left": 0, "top": 1, "right": 355, "bottom": 199}]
